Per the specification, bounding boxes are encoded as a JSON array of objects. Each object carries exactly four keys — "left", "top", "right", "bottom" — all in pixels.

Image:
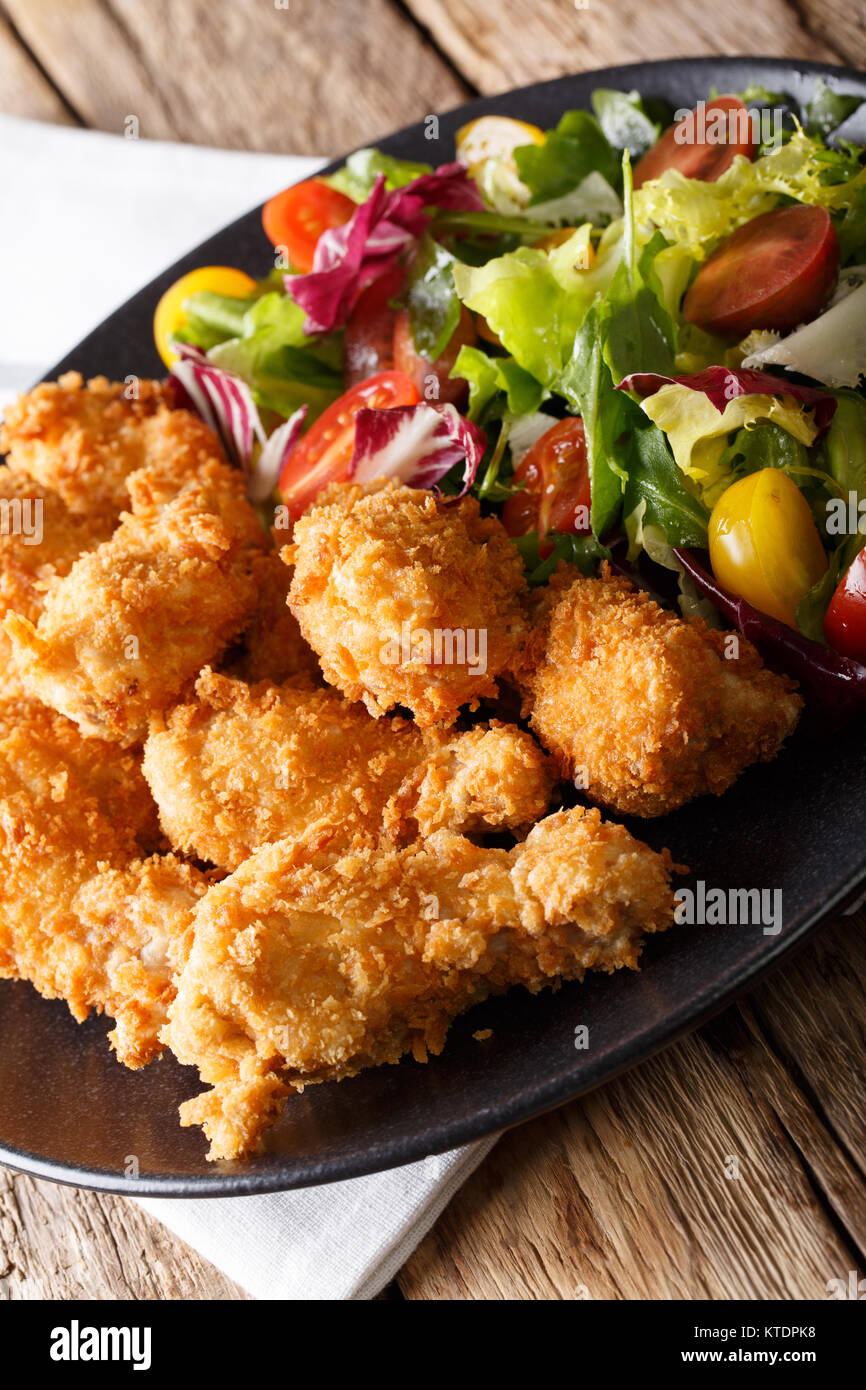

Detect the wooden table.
[{"left": 1, "top": 0, "right": 865, "bottom": 1301}]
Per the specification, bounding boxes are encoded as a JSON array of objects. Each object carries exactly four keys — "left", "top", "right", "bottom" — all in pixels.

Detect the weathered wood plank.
[
  {"left": 0, "top": 11, "right": 77, "bottom": 125},
  {"left": 399, "top": 915, "right": 866, "bottom": 1300},
  {"left": 2, "top": 0, "right": 469, "bottom": 152},
  {"left": 403, "top": 0, "right": 847, "bottom": 94},
  {"left": 0, "top": 1168, "right": 248, "bottom": 1299}
]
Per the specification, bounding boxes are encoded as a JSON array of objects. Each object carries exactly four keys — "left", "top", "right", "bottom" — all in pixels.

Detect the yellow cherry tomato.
[
  {"left": 709, "top": 468, "right": 828, "bottom": 628},
  {"left": 456, "top": 115, "right": 545, "bottom": 172},
  {"left": 456, "top": 115, "right": 544, "bottom": 208},
  {"left": 153, "top": 266, "right": 257, "bottom": 367}
]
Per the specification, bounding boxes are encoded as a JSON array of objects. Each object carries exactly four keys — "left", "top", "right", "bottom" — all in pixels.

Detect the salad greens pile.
[{"left": 171, "top": 76, "right": 866, "bottom": 708}]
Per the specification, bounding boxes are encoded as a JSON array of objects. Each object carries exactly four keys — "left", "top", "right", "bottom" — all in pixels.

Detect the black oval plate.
[{"left": 2, "top": 56, "right": 866, "bottom": 1196}]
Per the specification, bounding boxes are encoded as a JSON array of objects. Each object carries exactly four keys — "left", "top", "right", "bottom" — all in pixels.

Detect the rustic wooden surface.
[{"left": 1, "top": 0, "right": 865, "bottom": 1302}]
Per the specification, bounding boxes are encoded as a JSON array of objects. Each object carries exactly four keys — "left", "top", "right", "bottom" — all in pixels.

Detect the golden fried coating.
[
  {"left": 0, "top": 372, "right": 224, "bottom": 519},
  {"left": 224, "top": 551, "right": 319, "bottom": 686},
  {"left": 0, "top": 469, "right": 115, "bottom": 697},
  {"left": 287, "top": 481, "right": 529, "bottom": 726},
  {"left": 3, "top": 460, "right": 266, "bottom": 744},
  {"left": 165, "top": 806, "right": 675, "bottom": 1159},
  {"left": 389, "top": 721, "right": 557, "bottom": 840},
  {"left": 519, "top": 565, "right": 803, "bottom": 817},
  {"left": 143, "top": 669, "right": 555, "bottom": 871},
  {"left": 0, "top": 698, "right": 207, "bottom": 1066}
]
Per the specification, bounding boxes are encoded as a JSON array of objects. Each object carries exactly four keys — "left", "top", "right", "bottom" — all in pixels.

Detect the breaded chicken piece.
[
  {"left": 164, "top": 806, "right": 675, "bottom": 1159},
  {"left": 389, "top": 721, "right": 557, "bottom": 839},
  {"left": 0, "top": 372, "right": 223, "bottom": 519},
  {"left": 518, "top": 565, "right": 803, "bottom": 817},
  {"left": 287, "top": 481, "right": 529, "bottom": 726},
  {"left": 0, "top": 470, "right": 114, "bottom": 697},
  {"left": 0, "top": 699, "right": 208, "bottom": 1066},
  {"left": 143, "top": 668, "right": 554, "bottom": 871},
  {"left": 224, "top": 551, "right": 319, "bottom": 686},
  {"left": 4, "top": 460, "right": 266, "bottom": 744}
]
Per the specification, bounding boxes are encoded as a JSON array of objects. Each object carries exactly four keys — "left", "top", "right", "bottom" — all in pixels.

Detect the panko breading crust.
[
  {"left": 287, "top": 481, "right": 529, "bottom": 726},
  {"left": 3, "top": 460, "right": 266, "bottom": 744},
  {"left": 518, "top": 565, "right": 803, "bottom": 816},
  {"left": 165, "top": 805, "right": 676, "bottom": 1159},
  {"left": 0, "top": 469, "right": 114, "bottom": 698},
  {"left": 0, "top": 699, "right": 208, "bottom": 1066},
  {"left": 143, "top": 668, "right": 555, "bottom": 870},
  {"left": 0, "top": 372, "right": 223, "bottom": 520}
]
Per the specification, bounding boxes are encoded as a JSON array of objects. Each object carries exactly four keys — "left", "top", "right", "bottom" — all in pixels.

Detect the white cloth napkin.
[{"left": 0, "top": 114, "right": 496, "bottom": 1299}]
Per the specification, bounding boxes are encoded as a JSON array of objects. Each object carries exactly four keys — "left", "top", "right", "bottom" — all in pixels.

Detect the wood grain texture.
[
  {"left": 0, "top": 1169, "right": 247, "bottom": 1299},
  {"left": 398, "top": 914, "right": 866, "bottom": 1300},
  {"left": 403, "top": 0, "right": 851, "bottom": 92},
  {"left": 0, "top": 10, "right": 77, "bottom": 125},
  {"left": 2, "top": 0, "right": 469, "bottom": 152}
]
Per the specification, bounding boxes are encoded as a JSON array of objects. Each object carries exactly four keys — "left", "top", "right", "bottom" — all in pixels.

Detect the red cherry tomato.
[
  {"left": 502, "top": 417, "right": 591, "bottom": 557},
  {"left": 824, "top": 548, "right": 866, "bottom": 662},
  {"left": 393, "top": 305, "right": 477, "bottom": 408},
  {"left": 279, "top": 370, "right": 420, "bottom": 518},
  {"left": 262, "top": 179, "right": 356, "bottom": 273},
  {"left": 633, "top": 95, "right": 757, "bottom": 189},
  {"left": 683, "top": 204, "right": 840, "bottom": 338},
  {"left": 343, "top": 266, "right": 405, "bottom": 387}
]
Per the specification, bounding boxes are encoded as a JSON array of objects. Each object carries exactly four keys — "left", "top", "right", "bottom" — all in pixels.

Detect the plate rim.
[{"left": 4, "top": 52, "right": 866, "bottom": 1196}]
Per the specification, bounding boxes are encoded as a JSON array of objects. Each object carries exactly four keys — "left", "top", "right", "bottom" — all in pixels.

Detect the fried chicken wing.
[
  {"left": 0, "top": 372, "right": 223, "bottom": 519},
  {"left": 0, "top": 699, "right": 207, "bottom": 1066},
  {"left": 3, "top": 460, "right": 266, "bottom": 743},
  {"left": 164, "top": 806, "right": 675, "bottom": 1159},
  {"left": 142, "top": 668, "right": 554, "bottom": 870},
  {"left": 518, "top": 565, "right": 803, "bottom": 817},
  {"left": 287, "top": 481, "right": 529, "bottom": 726}
]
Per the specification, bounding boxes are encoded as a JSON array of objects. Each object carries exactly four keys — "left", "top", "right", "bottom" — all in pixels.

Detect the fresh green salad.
[{"left": 154, "top": 79, "right": 866, "bottom": 719}]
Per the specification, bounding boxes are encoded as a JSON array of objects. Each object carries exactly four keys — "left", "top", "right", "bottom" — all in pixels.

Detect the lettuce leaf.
[
  {"left": 207, "top": 291, "right": 342, "bottom": 421},
  {"left": 514, "top": 109, "right": 619, "bottom": 203},
  {"left": 450, "top": 345, "right": 545, "bottom": 421},
  {"left": 634, "top": 128, "right": 866, "bottom": 261},
  {"left": 803, "top": 79, "right": 864, "bottom": 141},
  {"left": 327, "top": 148, "right": 433, "bottom": 202},
  {"left": 601, "top": 157, "right": 676, "bottom": 380},
  {"left": 636, "top": 383, "right": 821, "bottom": 507}
]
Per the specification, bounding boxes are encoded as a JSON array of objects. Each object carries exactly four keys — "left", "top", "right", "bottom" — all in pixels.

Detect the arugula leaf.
[
  {"left": 716, "top": 421, "right": 810, "bottom": 480},
  {"left": 514, "top": 109, "right": 619, "bottom": 204},
  {"left": 407, "top": 236, "right": 461, "bottom": 361},
  {"left": 601, "top": 157, "right": 676, "bottom": 381},
  {"left": 513, "top": 531, "right": 610, "bottom": 586},
  {"left": 804, "top": 78, "right": 864, "bottom": 141},
  {"left": 559, "top": 304, "right": 633, "bottom": 539},
  {"left": 622, "top": 422, "right": 709, "bottom": 553},
  {"left": 591, "top": 88, "right": 659, "bottom": 157}
]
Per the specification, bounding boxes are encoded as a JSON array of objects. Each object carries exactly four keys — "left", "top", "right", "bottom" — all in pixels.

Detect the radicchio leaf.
[
  {"left": 349, "top": 402, "right": 486, "bottom": 495},
  {"left": 674, "top": 548, "right": 866, "bottom": 728},
  {"left": 618, "top": 366, "right": 837, "bottom": 432},
  {"left": 288, "top": 163, "right": 483, "bottom": 335},
  {"left": 169, "top": 343, "right": 305, "bottom": 502}
]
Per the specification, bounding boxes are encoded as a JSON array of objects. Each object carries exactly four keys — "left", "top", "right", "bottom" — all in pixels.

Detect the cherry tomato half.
[
  {"left": 824, "top": 547, "right": 866, "bottom": 662},
  {"left": 343, "top": 266, "right": 405, "bottom": 388},
  {"left": 708, "top": 468, "right": 828, "bottom": 628},
  {"left": 683, "top": 205, "right": 840, "bottom": 339},
  {"left": 278, "top": 370, "right": 420, "bottom": 519},
  {"left": 153, "top": 265, "right": 257, "bottom": 368},
  {"left": 633, "top": 96, "right": 757, "bottom": 189},
  {"left": 393, "top": 305, "right": 477, "bottom": 408},
  {"left": 262, "top": 179, "right": 357, "bottom": 273},
  {"left": 502, "top": 417, "right": 591, "bottom": 557}
]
